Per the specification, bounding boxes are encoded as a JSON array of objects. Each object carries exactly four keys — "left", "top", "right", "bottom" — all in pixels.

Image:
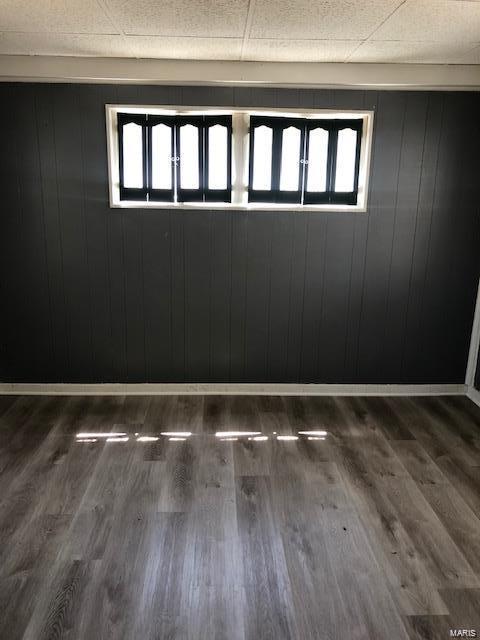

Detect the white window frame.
[{"left": 106, "top": 104, "right": 374, "bottom": 213}]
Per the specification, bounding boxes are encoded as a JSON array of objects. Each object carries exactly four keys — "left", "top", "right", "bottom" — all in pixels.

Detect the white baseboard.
[
  {"left": 467, "top": 385, "right": 480, "bottom": 408},
  {"left": 0, "top": 382, "right": 467, "bottom": 396}
]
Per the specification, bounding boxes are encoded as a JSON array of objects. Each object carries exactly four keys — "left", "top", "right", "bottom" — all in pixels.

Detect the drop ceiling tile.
[
  {"left": 0, "top": 32, "right": 131, "bottom": 56},
  {"left": 111, "top": 0, "right": 249, "bottom": 37},
  {"left": 350, "top": 39, "right": 479, "bottom": 63},
  {"left": 249, "top": 0, "right": 404, "bottom": 40},
  {"left": 0, "top": 0, "right": 117, "bottom": 34},
  {"left": 127, "top": 36, "right": 242, "bottom": 60},
  {"left": 243, "top": 39, "right": 362, "bottom": 62},
  {"left": 372, "top": 0, "right": 480, "bottom": 42}
]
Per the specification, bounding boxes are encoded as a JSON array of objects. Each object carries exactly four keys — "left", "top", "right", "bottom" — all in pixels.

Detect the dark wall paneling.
[
  {"left": 356, "top": 91, "right": 408, "bottom": 383},
  {"left": 420, "top": 93, "right": 480, "bottom": 383},
  {"left": 381, "top": 92, "right": 428, "bottom": 382},
  {"left": 401, "top": 93, "right": 444, "bottom": 382},
  {"left": 300, "top": 214, "right": 328, "bottom": 381},
  {"left": 266, "top": 213, "right": 294, "bottom": 382},
  {"left": 169, "top": 211, "right": 186, "bottom": 382},
  {"left": 184, "top": 211, "right": 211, "bottom": 381},
  {"left": 35, "top": 84, "right": 70, "bottom": 381},
  {"left": 54, "top": 84, "right": 94, "bottom": 382},
  {"left": 284, "top": 215, "right": 309, "bottom": 382},
  {"left": 0, "top": 83, "right": 479, "bottom": 384},
  {"left": 0, "top": 84, "right": 23, "bottom": 380},
  {"left": 229, "top": 212, "right": 248, "bottom": 381},
  {"left": 244, "top": 213, "right": 272, "bottom": 382},
  {"left": 142, "top": 210, "right": 171, "bottom": 382},
  {"left": 209, "top": 211, "right": 231, "bottom": 381}
]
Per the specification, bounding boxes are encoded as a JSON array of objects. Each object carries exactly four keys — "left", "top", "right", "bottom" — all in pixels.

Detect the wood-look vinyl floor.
[{"left": 0, "top": 394, "right": 479, "bottom": 640}]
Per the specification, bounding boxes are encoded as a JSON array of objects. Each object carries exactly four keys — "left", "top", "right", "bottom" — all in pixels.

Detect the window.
[
  {"left": 249, "top": 117, "right": 305, "bottom": 204},
  {"left": 107, "top": 106, "right": 373, "bottom": 211},
  {"left": 248, "top": 116, "right": 362, "bottom": 205},
  {"left": 117, "top": 113, "right": 232, "bottom": 203}
]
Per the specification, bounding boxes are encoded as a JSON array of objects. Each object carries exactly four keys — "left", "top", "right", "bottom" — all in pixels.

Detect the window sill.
[{"left": 110, "top": 201, "right": 367, "bottom": 214}]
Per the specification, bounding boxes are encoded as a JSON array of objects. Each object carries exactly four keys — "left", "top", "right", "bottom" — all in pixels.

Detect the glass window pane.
[
  {"left": 252, "top": 125, "right": 272, "bottom": 190},
  {"left": 306, "top": 128, "right": 328, "bottom": 192},
  {"left": 122, "top": 122, "right": 143, "bottom": 189},
  {"left": 208, "top": 124, "right": 228, "bottom": 190},
  {"left": 180, "top": 124, "right": 200, "bottom": 190},
  {"left": 335, "top": 128, "right": 357, "bottom": 192},
  {"left": 279, "top": 126, "right": 301, "bottom": 191},
  {"left": 151, "top": 123, "right": 172, "bottom": 190}
]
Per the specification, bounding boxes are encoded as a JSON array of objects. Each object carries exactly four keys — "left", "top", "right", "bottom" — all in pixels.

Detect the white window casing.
[{"left": 106, "top": 104, "right": 374, "bottom": 212}]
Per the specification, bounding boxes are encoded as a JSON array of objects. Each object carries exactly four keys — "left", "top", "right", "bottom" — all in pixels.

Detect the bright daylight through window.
[{"left": 107, "top": 106, "right": 373, "bottom": 211}]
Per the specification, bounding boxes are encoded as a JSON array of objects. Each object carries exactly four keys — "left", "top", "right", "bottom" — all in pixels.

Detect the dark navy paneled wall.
[{"left": 0, "top": 83, "right": 479, "bottom": 383}]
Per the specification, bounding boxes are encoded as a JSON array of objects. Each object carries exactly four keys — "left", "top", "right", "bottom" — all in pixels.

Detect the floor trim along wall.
[{"left": 0, "top": 383, "right": 467, "bottom": 396}]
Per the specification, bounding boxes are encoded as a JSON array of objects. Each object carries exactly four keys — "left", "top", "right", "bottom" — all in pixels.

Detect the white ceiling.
[{"left": 0, "top": 0, "right": 480, "bottom": 64}]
